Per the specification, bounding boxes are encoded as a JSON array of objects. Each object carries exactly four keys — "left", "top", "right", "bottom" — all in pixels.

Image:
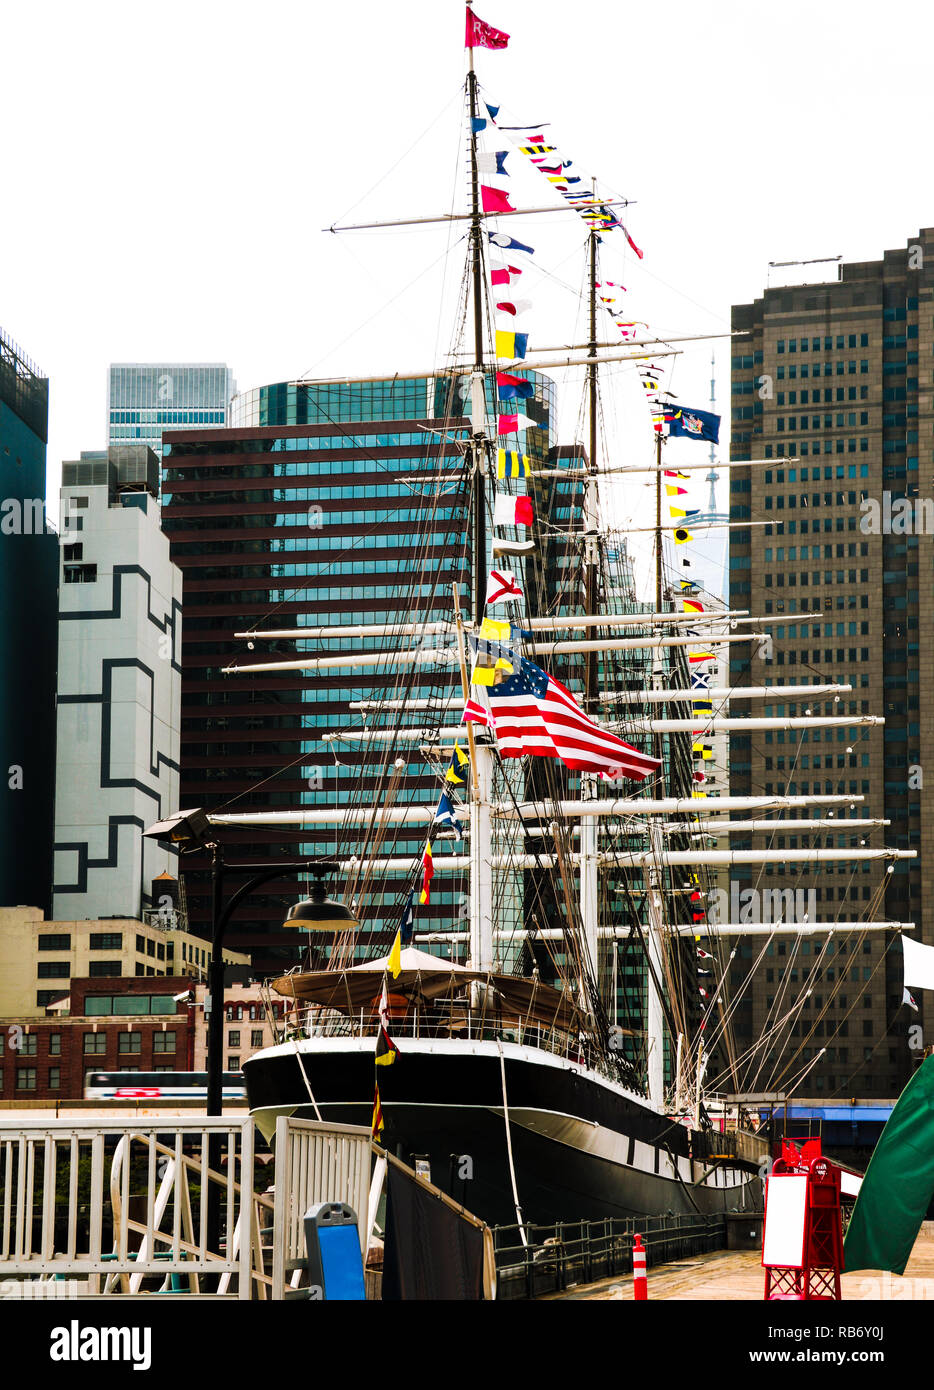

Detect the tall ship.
[{"left": 193, "top": 8, "right": 911, "bottom": 1228}]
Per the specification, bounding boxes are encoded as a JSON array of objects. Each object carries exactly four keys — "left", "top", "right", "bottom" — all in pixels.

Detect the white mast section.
[
  {"left": 601, "top": 684, "right": 853, "bottom": 704},
  {"left": 616, "top": 716, "right": 882, "bottom": 734},
  {"left": 645, "top": 818, "right": 667, "bottom": 1108},
  {"left": 320, "top": 713, "right": 882, "bottom": 743},
  {"left": 206, "top": 793, "right": 866, "bottom": 829},
  {"left": 664, "top": 818, "right": 888, "bottom": 834},
  {"left": 413, "top": 922, "right": 915, "bottom": 942},
  {"left": 350, "top": 680, "right": 853, "bottom": 712},
  {"left": 221, "top": 633, "right": 759, "bottom": 676},
  {"left": 235, "top": 610, "right": 753, "bottom": 642},
  {"left": 468, "top": 353, "right": 495, "bottom": 972},
  {"left": 282, "top": 848, "right": 912, "bottom": 872}
]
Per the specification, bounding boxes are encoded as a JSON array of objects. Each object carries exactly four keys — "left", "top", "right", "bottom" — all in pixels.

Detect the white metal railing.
[
  {"left": 0, "top": 1116, "right": 379, "bottom": 1300},
  {"left": 270, "top": 1117, "right": 372, "bottom": 1299},
  {"left": 0, "top": 1117, "right": 260, "bottom": 1298}
]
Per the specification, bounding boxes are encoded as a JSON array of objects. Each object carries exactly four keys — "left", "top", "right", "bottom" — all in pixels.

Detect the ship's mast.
[
  {"left": 647, "top": 408, "right": 668, "bottom": 1107},
  {"left": 466, "top": 40, "right": 494, "bottom": 971},
  {"left": 578, "top": 212, "right": 600, "bottom": 1001}
]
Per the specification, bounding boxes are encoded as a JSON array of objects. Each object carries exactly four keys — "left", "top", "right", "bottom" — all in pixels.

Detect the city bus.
[{"left": 84, "top": 1071, "right": 246, "bottom": 1101}]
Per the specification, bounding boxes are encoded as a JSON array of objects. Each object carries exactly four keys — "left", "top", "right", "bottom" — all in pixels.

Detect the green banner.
[{"left": 843, "top": 1054, "right": 934, "bottom": 1274}]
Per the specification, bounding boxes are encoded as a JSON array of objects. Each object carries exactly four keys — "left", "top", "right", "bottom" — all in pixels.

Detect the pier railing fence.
[{"left": 493, "top": 1213, "right": 727, "bottom": 1299}]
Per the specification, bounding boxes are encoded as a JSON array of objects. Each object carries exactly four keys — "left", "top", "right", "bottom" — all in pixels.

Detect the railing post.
[{"left": 239, "top": 1118, "right": 254, "bottom": 1299}]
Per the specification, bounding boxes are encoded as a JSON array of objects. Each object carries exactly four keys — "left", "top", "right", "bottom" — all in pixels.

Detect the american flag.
[{"left": 488, "top": 658, "right": 662, "bottom": 781}]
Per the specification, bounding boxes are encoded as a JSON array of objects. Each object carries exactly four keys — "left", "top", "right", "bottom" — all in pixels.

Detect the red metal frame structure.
[{"left": 762, "top": 1139, "right": 842, "bottom": 1301}]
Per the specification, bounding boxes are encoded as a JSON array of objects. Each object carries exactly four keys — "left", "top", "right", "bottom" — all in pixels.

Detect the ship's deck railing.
[{"left": 289, "top": 1005, "right": 626, "bottom": 1080}]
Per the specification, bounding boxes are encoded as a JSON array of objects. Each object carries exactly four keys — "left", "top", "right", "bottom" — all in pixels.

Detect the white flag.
[
  {"left": 493, "top": 492, "right": 531, "bottom": 527},
  {"left": 492, "top": 538, "right": 536, "bottom": 556},
  {"left": 902, "top": 933, "right": 934, "bottom": 992},
  {"left": 903, "top": 986, "right": 919, "bottom": 1012}
]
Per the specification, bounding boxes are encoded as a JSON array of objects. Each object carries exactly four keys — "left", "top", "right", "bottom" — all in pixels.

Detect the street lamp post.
[
  {"left": 143, "top": 813, "right": 358, "bottom": 1278},
  {"left": 142, "top": 811, "right": 358, "bottom": 1115},
  {"left": 203, "top": 851, "right": 358, "bottom": 1114}
]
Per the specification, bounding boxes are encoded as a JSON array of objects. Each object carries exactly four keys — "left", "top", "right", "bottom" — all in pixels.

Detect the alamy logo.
[
  {"left": 0, "top": 498, "right": 46, "bottom": 534},
  {"left": 49, "top": 1320, "right": 151, "bottom": 1371},
  {"left": 860, "top": 492, "right": 934, "bottom": 535},
  {"left": 707, "top": 884, "right": 816, "bottom": 925}
]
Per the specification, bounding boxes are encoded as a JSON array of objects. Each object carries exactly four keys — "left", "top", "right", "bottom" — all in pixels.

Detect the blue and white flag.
[
  {"left": 667, "top": 405, "right": 720, "bottom": 444},
  {"left": 433, "top": 792, "right": 463, "bottom": 838}
]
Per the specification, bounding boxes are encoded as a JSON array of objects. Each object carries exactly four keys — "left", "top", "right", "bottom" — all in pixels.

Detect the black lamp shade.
[{"left": 283, "top": 891, "right": 358, "bottom": 931}]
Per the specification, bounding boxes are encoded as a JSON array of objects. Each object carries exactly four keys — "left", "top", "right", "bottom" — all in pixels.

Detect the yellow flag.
[
  {"left": 445, "top": 743, "right": 469, "bottom": 784},
  {"left": 479, "top": 617, "right": 511, "bottom": 641},
  {"left": 388, "top": 927, "right": 402, "bottom": 979},
  {"left": 674, "top": 527, "right": 693, "bottom": 544},
  {"left": 471, "top": 664, "right": 497, "bottom": 687}
]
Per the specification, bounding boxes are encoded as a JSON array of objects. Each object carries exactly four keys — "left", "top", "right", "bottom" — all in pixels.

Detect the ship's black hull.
[{"left": 245, "top": 1039, "right": 763, "bottom": 1227}]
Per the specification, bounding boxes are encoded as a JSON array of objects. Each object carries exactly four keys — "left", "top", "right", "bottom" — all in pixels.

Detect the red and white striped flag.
[
  {"left": 488, "top": 657, "right": 662, "bottom": 781},
  {"left": 462, "top": 697, "right": 495, "bottom": 728}
]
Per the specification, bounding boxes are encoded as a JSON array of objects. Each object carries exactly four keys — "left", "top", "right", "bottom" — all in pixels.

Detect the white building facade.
[{"left": 53, "top": 447, "right": 183, "bottom": 921}]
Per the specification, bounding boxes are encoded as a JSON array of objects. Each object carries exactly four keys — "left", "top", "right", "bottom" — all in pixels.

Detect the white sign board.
[{"left": 762, "top": 1174, "right": 808, "bottom": 1269}]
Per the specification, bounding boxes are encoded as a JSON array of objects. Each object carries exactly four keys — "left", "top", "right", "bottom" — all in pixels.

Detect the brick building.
[{"left": 0, "top": 976, "right": 195, "bottom": 1101}]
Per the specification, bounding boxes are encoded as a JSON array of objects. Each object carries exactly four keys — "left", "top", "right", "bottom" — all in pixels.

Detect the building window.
[
  {"left": 153, "top": 1031, "right": 176, "bottom": 1054},
  {"left": 63, "top": 563, "right": 97, "bottom": 583},
  {"left": 146, "top": 939, "right": 156, "bottom": 958},
  {"left": 36, "top": 991, "right": 65, "bottom": 1007},
  {"left": 63, "top": 542, "right": 83, "bottom": 561},
  {"left": 228, "top": 1030, "right": 241, "bottom": 1047},
  {"left": 88, "top": 961, "right": 122, "bottom": 977},
  {"left": 48, "top": 1067, "right": 61, "bottom": 1090},
  {"left": 19, "top": 1034, "right": 38, "bottom": 1056},
  {"left": 84, "top": 1032, "right": 106, "bottom": 1054},
  {"left": 136, "top": 935, "right": 145, "bottom": 953},
  {"left": 16, "top": 1069, "right": 37, "bottom": 1091},
  {"left": 251, "top": 1030, "right": 263, "bottom": 1048},
  {"left": 89, "top": 933, "right": 122, "bottom": 950},
  {"left": 37, "top": 961, "right": 71, "bottom": 979},
  {"left": 48, "top": 1033, "right": 61, "bottom": 1055},
  {"left": 228, "top": 1057, "right": 240, "bottom": 1071},
  {"left": 118, "top": 1032, "right": 142, "bottom": 1054},
  {"left": 37, "top": 934, "right": 71, "bottom": 951}
]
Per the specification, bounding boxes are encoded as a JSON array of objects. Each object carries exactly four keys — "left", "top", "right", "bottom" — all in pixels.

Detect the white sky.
[{"left": 5, "top": 0, "right": 934, "bottom": 596}]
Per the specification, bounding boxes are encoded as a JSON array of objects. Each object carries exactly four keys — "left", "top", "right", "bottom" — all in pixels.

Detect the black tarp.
[{"left": 382, "top": 1163, "right": 486, "bottom": 1300}]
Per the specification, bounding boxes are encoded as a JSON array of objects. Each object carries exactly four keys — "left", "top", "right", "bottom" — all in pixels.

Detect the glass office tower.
[
  {"left": 108, "top": 364, "right": 236, "bottom": 460},
  {"left": 162, "top": 372, "right": 558, "bottom": 973}
]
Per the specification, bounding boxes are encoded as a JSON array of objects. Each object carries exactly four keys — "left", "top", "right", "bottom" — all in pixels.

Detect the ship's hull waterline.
[{"left": 244, "top": 1037, "right": 762, "bottom": 1226}]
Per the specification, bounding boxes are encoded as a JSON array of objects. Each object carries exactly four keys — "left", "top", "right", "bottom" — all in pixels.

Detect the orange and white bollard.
[{"left": 633, "top": 1233, "right": 648, "bottom": 1300}]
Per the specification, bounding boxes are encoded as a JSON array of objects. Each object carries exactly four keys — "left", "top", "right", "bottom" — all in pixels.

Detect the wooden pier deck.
[{"left": 540, "top": 1222, "right": 934, "bottom": 1300}]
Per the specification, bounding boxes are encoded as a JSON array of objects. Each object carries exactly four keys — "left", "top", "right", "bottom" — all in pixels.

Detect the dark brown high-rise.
[{"left": 729, "top": 229, "right": 934, "bottom": 1102}]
